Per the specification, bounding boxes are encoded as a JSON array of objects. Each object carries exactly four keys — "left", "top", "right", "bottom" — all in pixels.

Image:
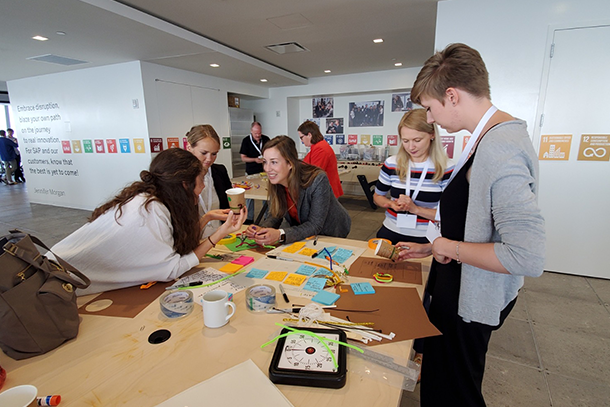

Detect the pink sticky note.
[{"left": 232, "top": 255, "right": 255, "bottom": 266}]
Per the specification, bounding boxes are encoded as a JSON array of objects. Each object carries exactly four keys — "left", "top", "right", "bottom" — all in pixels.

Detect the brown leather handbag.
[{"left": 0, "top": 230, "right": 90, "bottom": 360}]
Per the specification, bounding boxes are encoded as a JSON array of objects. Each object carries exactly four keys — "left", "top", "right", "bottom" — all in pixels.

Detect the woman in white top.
[
  {"left": 374, "top": 108, "right": 453, "bottom": 244},
  {"left": 186, "top": 124, "right": 234, "bottom": 239},
  {"left": 51, "top": 148, "right": 247, "bottom": 295}
]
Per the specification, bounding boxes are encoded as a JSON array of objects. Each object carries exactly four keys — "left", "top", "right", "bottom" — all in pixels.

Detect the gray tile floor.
[{"left": 1, "top": 184, "right": 609, "bottom": 406}]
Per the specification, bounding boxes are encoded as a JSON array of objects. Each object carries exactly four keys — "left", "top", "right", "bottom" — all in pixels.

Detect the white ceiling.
[{"left": 0, "top": 0, "right": 439, "bottom": 88}]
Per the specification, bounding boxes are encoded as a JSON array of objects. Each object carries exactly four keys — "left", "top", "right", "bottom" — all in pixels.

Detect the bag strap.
[{"left": 3, "top": 231, "right": 90, "bottom": 289}]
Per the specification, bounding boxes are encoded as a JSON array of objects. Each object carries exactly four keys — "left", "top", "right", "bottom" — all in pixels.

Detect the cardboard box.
[{"left": 228, "top": 95, "right": 240, "bottom": 108}]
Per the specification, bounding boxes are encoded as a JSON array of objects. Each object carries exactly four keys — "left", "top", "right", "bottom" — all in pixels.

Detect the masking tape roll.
[
  {"left": 245, "top": 284, "right": 276, "bottom": 312},
  {"left": 218, "top": 233, "right": 237, "bottom": 245},
  {"left": 160, "top": 290, "right": 194, "bottom": 319},
  {"left": 368, "top": 238, "right": 391, "bottom": 250}
]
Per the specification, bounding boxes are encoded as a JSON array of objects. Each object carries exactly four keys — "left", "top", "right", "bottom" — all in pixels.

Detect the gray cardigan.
[
  {"left": 261, "top": 172, "right": 351, "bottom": 243},
  {"left": 459, "top": 119, "right": 545, "bottom": 326}
]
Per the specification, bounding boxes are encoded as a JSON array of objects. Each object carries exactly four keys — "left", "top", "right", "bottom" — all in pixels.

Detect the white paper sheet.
[{"left": 155, "top": 359, "right": 294, "bottom": 407}]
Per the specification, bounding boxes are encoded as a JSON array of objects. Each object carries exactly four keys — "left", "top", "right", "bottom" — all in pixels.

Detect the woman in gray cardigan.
[
  {"left": 399, "top": 43, "right": 545, "bottom": 407},
  {"left": 244, "top": 136, "right": 350, "bottom": 245}
]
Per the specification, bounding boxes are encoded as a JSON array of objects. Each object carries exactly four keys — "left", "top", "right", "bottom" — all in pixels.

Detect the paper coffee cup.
[
  {"left": 225, "top": 187, "right": 246, "bottom": 214},
  {"left": 375, "top": 239, "right": 400, "bottom": 261}
]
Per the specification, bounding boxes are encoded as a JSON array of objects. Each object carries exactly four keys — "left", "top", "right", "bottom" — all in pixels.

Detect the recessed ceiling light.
[
  {"left": 373, "top": 38, "right": 384, "bottom": 44},
  {"left": 32, "top": 35, "right": 48, "bottom": 41},
  {"left": 324, "top": 70, "right": 331, "bottom": 74},
  {"left": 260, "top": 79, "right": 268, "bottom": 82},
  {"left": 56, "top": 31, "right": 66, "bottom": 36},
  {"left": 210, "top": 63, "right": 220, "bottom": 68},
  {"left": 394, "top": 62, "right": 403, "bottom": 67}
]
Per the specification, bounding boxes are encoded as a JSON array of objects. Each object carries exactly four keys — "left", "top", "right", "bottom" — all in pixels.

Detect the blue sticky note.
[
  {"left": 312, "top": 290, "right": 340, "bottom": 306},
  {"left": 351, "top": 282, "right": 376, "bottom": 295},
  {"left": 295, "top": 264, "right": 317, "bottom": 276},
  {"left": 246, "top": 268, "right": 268, "bottom": 279},
  {"left": 313, "top": 268, "right": 333, "bottom": 277},
  {"left": 303, "top": 277, "right": 327, "bottom": 292},
  {"left": 332, "top": 248, "right": 353, "bottom": 264}
]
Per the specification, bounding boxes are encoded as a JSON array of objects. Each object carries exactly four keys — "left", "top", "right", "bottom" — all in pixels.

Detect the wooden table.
[{"left": 1, "top": 237, "right": 430, "bottom": 407}]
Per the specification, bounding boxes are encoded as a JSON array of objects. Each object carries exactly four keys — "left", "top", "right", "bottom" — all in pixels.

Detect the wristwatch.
[{"left": 278, "top": 229, "right": 286, "bottom": 244}]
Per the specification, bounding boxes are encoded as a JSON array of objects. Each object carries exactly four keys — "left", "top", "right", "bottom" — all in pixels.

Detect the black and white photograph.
[
  {"left": 348, "top": 100, "right": 384, "bottom": 127},
  {"left": 391, "top": 92, "right": 414, "bottom": 112},
  {"left": 325, "top": 118, "right": 344, "bottom": 134},
  {"left": 312, "top": 97, "right": 334, "bottom": 118}
]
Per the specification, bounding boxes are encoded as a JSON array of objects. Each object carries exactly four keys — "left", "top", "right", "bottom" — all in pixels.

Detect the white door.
[{"left": 536, "top": 25, "right": 610, "bottom": 279}]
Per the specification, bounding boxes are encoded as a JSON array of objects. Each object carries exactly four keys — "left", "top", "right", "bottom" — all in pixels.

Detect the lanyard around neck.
[
  {"left": 250, "top": 134, "right": 263, "bottom": 156},
  {"left": 435, "top": 105, "right": 497, "bottom": 222},
  {"left": 406, "top": 158, "right": 430, "bottom": 202}
]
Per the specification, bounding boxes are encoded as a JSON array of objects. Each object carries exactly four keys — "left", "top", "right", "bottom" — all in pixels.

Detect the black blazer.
[{"left": 211, "top": 163, "right": 233, "bottom": 209}]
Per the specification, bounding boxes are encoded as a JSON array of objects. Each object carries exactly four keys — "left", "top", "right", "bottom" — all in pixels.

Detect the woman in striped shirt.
[{"left": 374, "top": 108, "right": 453, "bottom": 244}]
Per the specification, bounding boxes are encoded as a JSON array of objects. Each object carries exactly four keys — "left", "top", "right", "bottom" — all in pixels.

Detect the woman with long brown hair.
[
  {"left": 244, "top": 136, "right": 350, "bottom": 245},
  {"left": 52, "top": 148, "right": 246, "bottom": 295}
]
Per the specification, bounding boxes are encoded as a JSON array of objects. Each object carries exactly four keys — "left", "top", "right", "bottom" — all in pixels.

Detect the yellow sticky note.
[
  {"left": 265, "top": 271, "right": 288, "bottom": 281},
  {"left": 219, "top": 263, "right": 243, "bottom": 274},
  {"left": 299, "top": 248, "right": 318, "bottom": 257},
  {"left": 284, "top": 274, "right": 307, "bottom": 286},
  {"left": 283, "top": 242, "right": 306, "bottom": 253}
]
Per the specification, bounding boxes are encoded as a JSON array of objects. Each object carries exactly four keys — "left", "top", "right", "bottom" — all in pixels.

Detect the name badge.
[{"left": 397, "top": 213, "right": 418, "bottom": 229}]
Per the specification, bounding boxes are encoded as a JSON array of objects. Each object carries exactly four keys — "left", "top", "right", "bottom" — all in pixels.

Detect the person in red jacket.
[{"left": 298, "top": 120, "right": 343, "bottom": 198}]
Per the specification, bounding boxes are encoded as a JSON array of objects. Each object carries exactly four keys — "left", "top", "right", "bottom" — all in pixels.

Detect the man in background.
[
  {"left": 0, "top": 130, "right": 19, "bottom": 185},
  {"left": 239, "top": 122, "right": 270, "bottom": 223},
  {"left": 6, "top": 129, "right": 25, "bottom": 183}
]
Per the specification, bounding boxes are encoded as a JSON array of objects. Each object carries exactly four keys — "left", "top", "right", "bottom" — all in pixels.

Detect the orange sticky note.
[
  {"left": 219, "top": 263, "right": 244, "bottom": 274},
  {"left": 283, "top": 242, "right": 306, "bottom": 253},
  {"left": 299, "top": 248, "right": 318, "bottom": 257},
  {"left": 265, "top": 271, "right": 288, "bottom": 281},
  {"left": 283, "top": 274, "right": 307, "bottom": 286}
]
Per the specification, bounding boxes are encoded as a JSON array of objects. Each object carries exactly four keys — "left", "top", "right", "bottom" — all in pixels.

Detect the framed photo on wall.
[
  {"left": 312, "top": 97, "right": 334, "bottom": 118},
  {"left": 348, "top": 101, "right": 384, "bottom": 127},
  {"left": 326, "top": 118, "right": 344, "bottom": 134},
  {"left": 391, "top": 92, "right": 414, "bottom": 112}
]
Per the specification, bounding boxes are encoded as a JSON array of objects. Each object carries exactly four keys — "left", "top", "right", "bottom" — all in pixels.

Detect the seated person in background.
[
  {"left": 374, "top": 109, "right": 453, "bottom": 244},
  {"left": 244, "top": 136, "right": 350, "bottom": 245},
  {"left": 186, "top": 124, "right": 233, "bottom": 239},
  {"left": 51, "top": 148, "right": 247, "bottom": 295},
  {"left": 298, "top": 120, "right": 343, "bottom": 198}
]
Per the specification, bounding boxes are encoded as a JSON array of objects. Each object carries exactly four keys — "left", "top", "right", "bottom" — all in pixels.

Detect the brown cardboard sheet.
[
  {"left": 332, "top": 286, "right": 440, "bottom": 346},
  {"left": 79, "top": 281, "right": 173, "bottom": 318},
  {"left": 348, "top": 256, "right": 422, "bottom": 285}
]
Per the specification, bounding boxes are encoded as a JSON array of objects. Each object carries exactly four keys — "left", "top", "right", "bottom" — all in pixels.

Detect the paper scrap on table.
[
  {"left": 265, "top": 271, "right": 288, "bottom": 281},
  {"left": 312, "top": 290, "right": 340, "bottom": 306},
  {"left": 283, "top": 273, "right": 307, "bottom": 286},
  {"left": 219, "top": 263, "right": 243, "bottom": 274},
  {"left": 303, "top": 277, "right": 327, "bottom": 292},
  {"left": 283, "top": 242, "right": 306, "bottom": 253},
  {"left": 155, "top": 359, "right": 294, "bottom": 407},
  {"left": 232, "top": 255, "right": 255, "bottom": 266},
  {"left": 168, "top": 267, "right": 249, "bottom": 304},
  {"left": 351, "top": 282, "right": 375, "bottom": 295},
  {"left": 332, "top": 247, "right": 353, "bottom": 264},
  {"left": 295, "top": 264, "right": 317, "bottom": 276},
  {"left": 246, "top": 268, "right": 268, "bottom": 279},
  {"left": 299, "top": 247, "right": 318, "bottom": 257}
]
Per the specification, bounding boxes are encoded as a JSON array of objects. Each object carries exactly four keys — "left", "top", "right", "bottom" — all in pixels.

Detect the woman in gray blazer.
[{"left": 244, "top": 136, "right": 350, "bottom": 245}]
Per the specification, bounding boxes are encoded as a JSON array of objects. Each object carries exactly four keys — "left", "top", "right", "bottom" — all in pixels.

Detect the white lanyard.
[
  {"left": 250, "top": 134, "right": 263, "bottom": 156},
  {"left": 406, "top": 158, "right": 430, "bottom": 202},
  {"left": 434, "top": 105, "right": 497, "bottom": 222}
]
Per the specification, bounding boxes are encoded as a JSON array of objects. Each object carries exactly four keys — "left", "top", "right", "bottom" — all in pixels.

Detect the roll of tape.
[
  {"left": 160, "top": 290, "right": 194, "bottom": 319},
  {"left": 245, "top": 284, "right": 276, "bottom": 312},
  {"left": 368, "top": 238, "right": 391, "bottom": 250},
  {"left": 218, "top": 233, "right": 237, "bottom": 245}
]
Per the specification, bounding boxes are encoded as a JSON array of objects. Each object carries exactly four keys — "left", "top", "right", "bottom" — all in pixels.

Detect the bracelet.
[
  {"left": 208, "top": 236, "right": 216, "bottom": 248},
  {"left": 455, "top": 241, "right": 462, "bottom": 264}
]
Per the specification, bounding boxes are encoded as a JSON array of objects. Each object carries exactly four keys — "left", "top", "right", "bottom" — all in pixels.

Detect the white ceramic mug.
[
  {"left": 0, "top": 385, "right": 37, "bottom": 407},
  {"left": 202, "top": 290, "right": 236, "bottom": 328}
]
